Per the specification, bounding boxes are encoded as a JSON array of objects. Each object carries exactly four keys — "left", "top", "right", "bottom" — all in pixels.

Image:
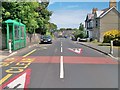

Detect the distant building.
[{"left": 85, "top": 0, "right": 120, "bottom": 42}]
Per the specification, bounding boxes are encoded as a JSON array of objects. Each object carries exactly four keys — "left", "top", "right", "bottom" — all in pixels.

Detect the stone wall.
[
  {"left": 0, "top": 32, "right": 40, "bottom": 50},
  {"left": 26, "top": 33, "right": 40, "bottom": 45}
]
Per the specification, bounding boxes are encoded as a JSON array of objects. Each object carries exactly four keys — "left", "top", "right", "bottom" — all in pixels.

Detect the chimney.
[
  {"left": 92, "top": 8, "right": 98, "bottom": 14},
  {"left": 109, "top": 0, "right": 116, "bottom": 8}
]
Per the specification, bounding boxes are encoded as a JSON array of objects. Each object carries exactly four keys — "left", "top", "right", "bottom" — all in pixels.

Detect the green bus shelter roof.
[{"left": 4, "top": 19, "right": 25, "bottom": 26}]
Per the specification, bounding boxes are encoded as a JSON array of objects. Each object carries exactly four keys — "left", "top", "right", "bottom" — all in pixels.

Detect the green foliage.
[
  {"left": 74, "top": 30, "right": 86, "bottom": 39},
  {"left": 103, "top": 30, "right": 120, "bottom": 46},
  {"left": 58, "top": 28, "right": 78, "bottom": 31},
  {"left": 103, "top": 30, "right": 120, "bottom": 42},
  {"left": 49, "top": 23, "right": 57, "bottom": 32},
  {"left": 2, "top": 2, "right": 57, "bottom": 34},
  {"left": 79, "top": 23, "right": 84, "bottom": 31},
  {"left": 74, "top": 23, "right": 86, "bottom": 39},
  {"left": 59, "top": 28, "right": 66, "bottom": 31}
]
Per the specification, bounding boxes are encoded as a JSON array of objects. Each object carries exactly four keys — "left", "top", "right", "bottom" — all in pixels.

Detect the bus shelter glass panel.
[{"left": 14, "top": 25, "right": 19, "bottom": 40}]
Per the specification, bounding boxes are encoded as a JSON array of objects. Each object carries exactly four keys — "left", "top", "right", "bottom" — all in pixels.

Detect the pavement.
[
  {"left": 77, "top": 42, "right": 119, "bottom": 60},
  {"left": 0, "top": 39, "right": 56, "bottom": 61},
  {"left": 0, "top": 42, "right": 39, "bottom": 61}
]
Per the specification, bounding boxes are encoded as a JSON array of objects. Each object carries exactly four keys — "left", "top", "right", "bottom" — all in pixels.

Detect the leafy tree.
[
  {"left": 49, "top": 23, "right": 57, "bottom": 32},
  {"left": 2, "top": 1, "right": 56, "bottom": 35},
  {"left": 74, "top": 23, "right": 86, "bottom": 39},
  {"left": 2, "top": 2, "right": 39, "bottom": 33},
  {"left": 79, "top": 23, "right": 84, "bottom": 31}
]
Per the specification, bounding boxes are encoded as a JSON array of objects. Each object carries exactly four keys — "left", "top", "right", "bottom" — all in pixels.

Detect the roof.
[
  {"left": 88, "top": 14, "right": 94, "bottom": 19},
  {"left": 102, "top": 8, "right": 110, "bottom": 12},
  {"left": 96, "top": 11, "right": 104, "bottom": 17},
  {"left": 85, "top": 6, "right": 119, "bottom": 21},
  {"left": 4, "top": 19, "right": 25, "bottom": 26},
  {"left": 99, "top": 6, "right": 119, "bottom": 18},
  {"left": 85, "top": 14, "right": 94, "bottom": 21}
]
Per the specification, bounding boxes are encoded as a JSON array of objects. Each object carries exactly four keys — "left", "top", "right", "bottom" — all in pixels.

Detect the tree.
[
  {"left": 2, "top": 2, "right": 39, "bottom": 33},
  {"left": 49, "top": 23, "right": 57, "bottom": 32},
  {"left": 79, "top": 23, "right": 84, "bottom": 31},
  {"left": 35, "top": 2, "right": 52, "bottom": 34},
  {"left": 74, "top": 23, "right": 86, "bottom": 39},
  {"left": 2, "top": 1, "right": 55, "bottom": 35}
]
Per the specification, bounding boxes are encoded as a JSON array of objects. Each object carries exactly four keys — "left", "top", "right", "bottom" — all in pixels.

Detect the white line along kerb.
[{"left": 60, "top": 56, "right": 64, "bottom": 78}]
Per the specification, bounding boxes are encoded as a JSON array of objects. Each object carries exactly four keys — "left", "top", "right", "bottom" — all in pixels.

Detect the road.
[{"left": 0, "top": 38, "right": 118, "bottom": 89}]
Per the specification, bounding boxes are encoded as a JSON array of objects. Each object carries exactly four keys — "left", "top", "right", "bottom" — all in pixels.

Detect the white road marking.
[
  {"left": 108, "top": 54, "right": 119, "bottom": 60},
  {"left": 5, "top": 73, "right": 26, "bottom": 88},
  {"left": 9, "top": 52, "right": 17, "bottom": 57},
  {"left": 61, "top": 42, "right": 63, "bottom": 52},
  {"left": 61, "top": 47, "right": 63, "bottom": 52},
  {"left": 61, "top": 43, "right": 62, "bottom": 47},
  {"left": 61, "top": 42, "right": 62, "bottom": 47},
  {"left": 60, "top": 56, "right": 64, "bottom": 78},
  {"left": 68, "top": 48, "right": 82, "bottom": 54}
]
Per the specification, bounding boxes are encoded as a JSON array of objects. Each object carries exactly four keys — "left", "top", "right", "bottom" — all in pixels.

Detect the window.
[
  {"left": 21, "top": 26, "right": 24, "bottom": 39},
  {"left": 96, "top": 20, "right": 98, "bottom": 27},
  {"left": 14, "top": 25, "right": 19, "bottom": 40},
  {"left": 90, "top": 21, "right": 93, "bottom": 27}
]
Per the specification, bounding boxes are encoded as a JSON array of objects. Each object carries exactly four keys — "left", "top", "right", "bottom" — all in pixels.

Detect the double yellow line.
[
  {"left": 0, "top": 49, "right": 36, "bottom": 85},
  {"left": 23, "top": 49, "right": 36, "bottom": 57}
]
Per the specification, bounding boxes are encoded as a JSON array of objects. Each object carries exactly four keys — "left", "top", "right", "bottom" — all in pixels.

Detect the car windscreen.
[{"left": 42, "top": 36, "right": 51, "bottom": 39}]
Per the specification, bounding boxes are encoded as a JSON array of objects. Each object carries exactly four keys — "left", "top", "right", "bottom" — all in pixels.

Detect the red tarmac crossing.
[{"left": 4, "top": 56, "right": 118, "bottom": 64}]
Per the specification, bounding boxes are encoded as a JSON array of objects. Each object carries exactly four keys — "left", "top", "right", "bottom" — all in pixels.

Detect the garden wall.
[{"left": 26, "top": 33, "right": 40, "bottom": 46}]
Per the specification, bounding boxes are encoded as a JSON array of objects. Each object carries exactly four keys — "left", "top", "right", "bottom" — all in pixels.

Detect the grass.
[{"left": 98, "top": 43, "right": 110, "bottom": 46}]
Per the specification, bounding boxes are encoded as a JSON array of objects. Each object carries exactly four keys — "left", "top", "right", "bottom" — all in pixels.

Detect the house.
[{"left": 85, "top": 0, "right": 120, "bottom": 42}]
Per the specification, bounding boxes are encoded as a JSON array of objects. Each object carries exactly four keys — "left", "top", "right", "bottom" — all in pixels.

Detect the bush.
[
  {"left": 91, "top": 39, "right": 98, "bottom": 43},
  {"left": 113, "top": 39, "right": 120, "bottom": 46},
  {"left": 103, "top": 30, "right": 120, "bottom": 44},
  {"left": 74, "top": 31, "right": 87, "bottom": 40}
]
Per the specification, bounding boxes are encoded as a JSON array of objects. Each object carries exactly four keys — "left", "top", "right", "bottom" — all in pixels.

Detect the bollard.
[
  {"left": 77, "top": 37, "right": 80, "bottom": 43},
  {"left": 8, "top": 39, "right": 12, "bottom": 53},
  {"left": 110, "top": 40, "right": 113, "bottom": 55}
]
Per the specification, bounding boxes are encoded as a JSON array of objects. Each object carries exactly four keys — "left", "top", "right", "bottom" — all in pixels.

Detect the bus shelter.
[{"left": 2, "top": 19, "right": 26, "bottom": 50}]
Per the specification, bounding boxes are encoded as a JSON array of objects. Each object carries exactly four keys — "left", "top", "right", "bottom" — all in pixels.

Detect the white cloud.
[{"left": 50, "top": 10, "right": 90, "bottom": 28}]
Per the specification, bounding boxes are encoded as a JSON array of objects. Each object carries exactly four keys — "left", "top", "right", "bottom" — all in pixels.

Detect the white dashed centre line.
[
  {"left": 61, "top": 42, "right": 63, "bottom": 53},
  {"left": 60, "top": 42, "right": 64, "bottom": 78},
  {"left": 61, "top": 47, "right": 63, "bottom": 53},
  {"left": 60, "top": 56, "right": 64, "bottom": 78}
]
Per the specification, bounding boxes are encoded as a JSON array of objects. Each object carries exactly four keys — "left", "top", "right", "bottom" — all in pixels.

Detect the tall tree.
[
  {"left": 79, "top": 23, "right": 84, "bottom": 31},
  {"left": 2, "top": 1, "right": 56, "bottom": 35}
]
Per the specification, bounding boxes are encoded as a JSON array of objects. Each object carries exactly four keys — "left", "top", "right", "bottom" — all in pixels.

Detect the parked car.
[
  {"left": 79, "top": 38, "right": 87, "bottom": 42},
  {"left": 64, "top": 35, "right": 68, "bottom": 38},
  {"left": 40, "top": 35, "right": 52, "bottom": 44}
]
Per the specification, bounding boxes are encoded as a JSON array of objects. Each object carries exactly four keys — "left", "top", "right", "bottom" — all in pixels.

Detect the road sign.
[
  {"left": 68, "top": 48, "right": 82, "bottom": 54},
  {"left": 1, "top": 69, "right": 31, "bottom": 90}
]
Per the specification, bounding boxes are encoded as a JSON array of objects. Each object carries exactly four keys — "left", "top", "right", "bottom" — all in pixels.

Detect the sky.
[{"left": 48, "top": 0, "right": 119, "bottom": 29}]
